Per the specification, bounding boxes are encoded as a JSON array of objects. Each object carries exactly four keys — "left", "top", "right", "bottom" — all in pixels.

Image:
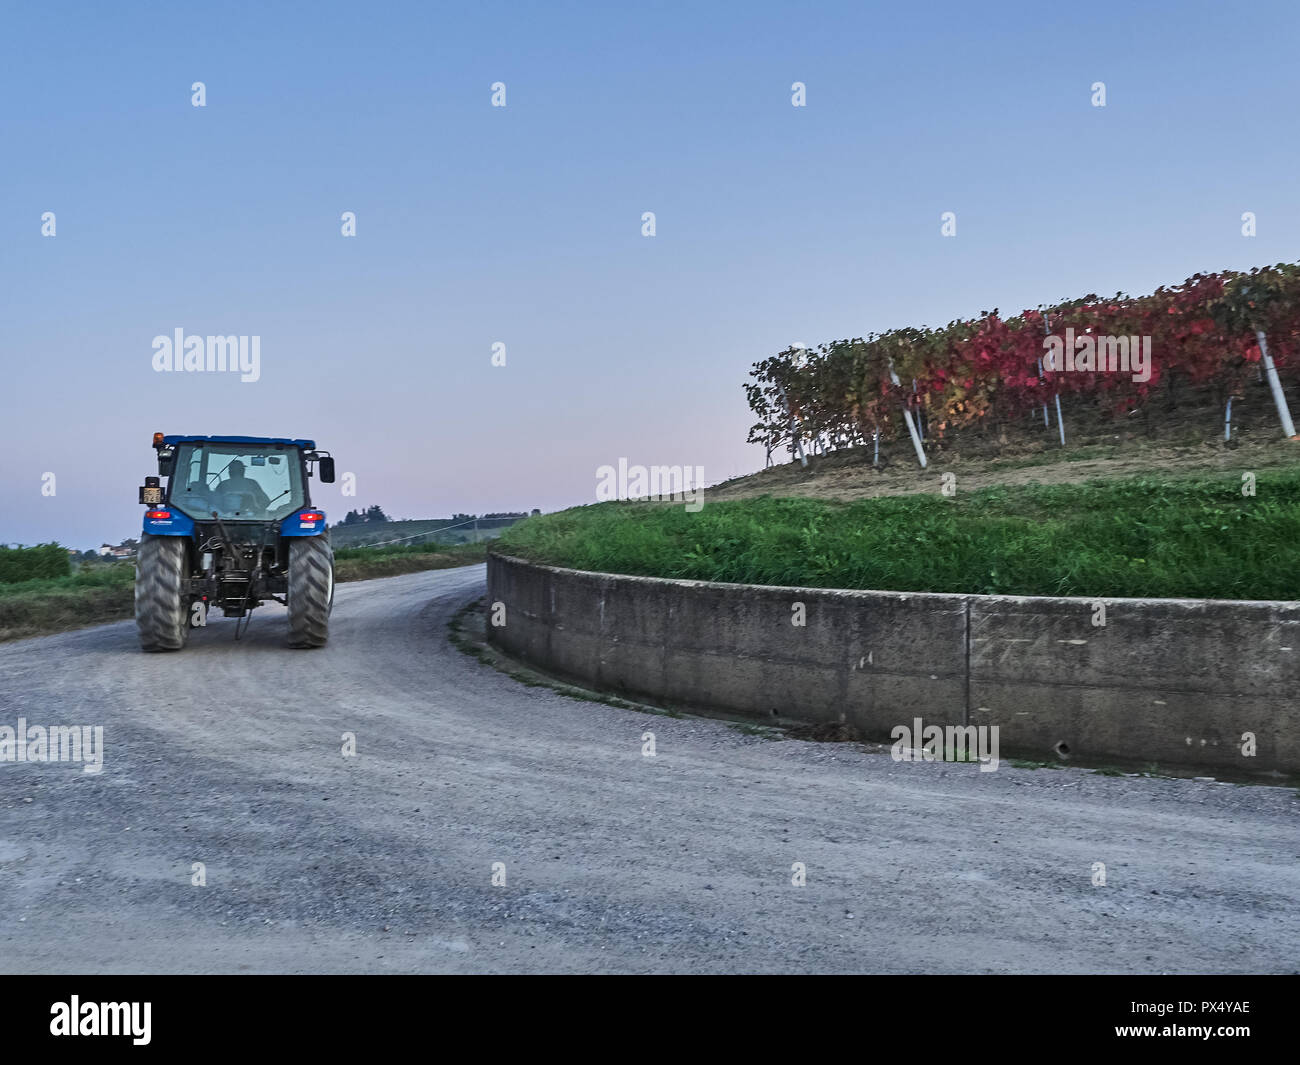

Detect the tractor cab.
[{"left": 167, "top": 440, "right": 307, "bottom": 522}]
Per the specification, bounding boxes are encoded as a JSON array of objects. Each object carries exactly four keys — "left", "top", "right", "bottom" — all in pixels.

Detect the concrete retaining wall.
[{"left": 486, "top": 553, "right": 1300, "bottom": 775}]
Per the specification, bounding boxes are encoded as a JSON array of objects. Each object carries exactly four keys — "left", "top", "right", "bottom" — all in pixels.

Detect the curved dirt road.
[{"left": 0, "top": 565, "right": 1296, "bottom": 973}]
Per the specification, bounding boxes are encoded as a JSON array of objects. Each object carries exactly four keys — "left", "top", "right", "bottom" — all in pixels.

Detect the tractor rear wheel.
[
  {"left": 287, "top": 536, "right": 334, "bottom": 648},
  {"left": 135, "top": 534, "right": 190, "bottom": 652}
]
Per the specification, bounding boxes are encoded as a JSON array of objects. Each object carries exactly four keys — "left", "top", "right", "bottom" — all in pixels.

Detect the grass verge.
[
  {"left": 334, "top": 540, "right": 486, "bottom": 581},
  {"left": 495, "top": 469, "right": 1300, "bottom": 600},
  {"left": 0, "top": 540, "right": 487, "bottom": 643}
]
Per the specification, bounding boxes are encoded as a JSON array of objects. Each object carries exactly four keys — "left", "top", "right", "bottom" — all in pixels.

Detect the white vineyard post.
[
  {"left": 1040, "top": 313, "right": 1058, "bottom": 438},
  {"left": 774, "top": 383, "right": 807, "bottom": 468},
  {"left": 1256, "top": 331, "right": 1297, "bottom": 438},
  {"left": 889, "top": 362, "right": 927, "bottom": 469}
]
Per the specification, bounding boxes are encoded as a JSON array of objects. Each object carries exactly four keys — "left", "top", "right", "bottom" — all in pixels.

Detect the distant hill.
[{"left": 328, "top": 516, "right": 528, "bottom": 549}]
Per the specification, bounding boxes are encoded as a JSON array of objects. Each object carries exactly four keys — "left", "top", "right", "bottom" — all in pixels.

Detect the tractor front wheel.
[
  {"left": 135, "top": 534, "right": 190, "bottom": 652},
  {"left": 287, "top": 536, "right": 334, "bottom": 648}
]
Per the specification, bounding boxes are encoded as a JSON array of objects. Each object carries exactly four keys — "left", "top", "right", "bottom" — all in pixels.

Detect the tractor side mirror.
[
  {"left": 157, "top": 448, "right": 176, "bottom": 478},
  {"left": 318, "top": 457, "right": 336, "bottom": 483}
]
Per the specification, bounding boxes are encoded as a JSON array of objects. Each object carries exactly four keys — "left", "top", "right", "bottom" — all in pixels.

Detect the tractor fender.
[
  {"left": 141, "top": 509, "right": 196, "bottom": 537},
  {"left": 280, "top": 509, "right": 328, "bottom": 537}
]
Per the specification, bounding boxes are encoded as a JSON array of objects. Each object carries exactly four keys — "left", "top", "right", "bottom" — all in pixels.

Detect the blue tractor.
[{"left": 135, "top": 433, "right": 336, "bottom": 650}]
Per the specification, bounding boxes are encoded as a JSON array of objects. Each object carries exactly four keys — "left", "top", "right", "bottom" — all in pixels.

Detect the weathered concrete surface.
[
  {"left": 488, "top": 554, "right": 1300, "bottom": 775},
  {"left": 970, "top": 595, "right": 1300, "bottom": 773}
]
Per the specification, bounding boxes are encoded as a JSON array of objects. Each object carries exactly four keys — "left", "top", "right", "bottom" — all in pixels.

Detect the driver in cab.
[{"left": 217, "top": 459, "right": 271, "bottom": 513}]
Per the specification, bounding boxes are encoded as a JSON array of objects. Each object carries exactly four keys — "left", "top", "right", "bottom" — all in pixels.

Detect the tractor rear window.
[{"left": 168, "top": 444, "right": 305, "bottom": 522}]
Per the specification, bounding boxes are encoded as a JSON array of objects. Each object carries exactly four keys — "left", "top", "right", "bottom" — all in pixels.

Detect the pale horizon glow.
[{"left": 2, "top": 1, "right": 1297, "bottom": 548}]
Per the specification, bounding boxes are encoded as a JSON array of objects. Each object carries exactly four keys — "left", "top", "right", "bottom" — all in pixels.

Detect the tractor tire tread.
[
  {"left": 135, "top": 534, "right": 190, "bottom": 652},
  {"left": 287, "top": 535, "right": 333, "bottom": 648}
]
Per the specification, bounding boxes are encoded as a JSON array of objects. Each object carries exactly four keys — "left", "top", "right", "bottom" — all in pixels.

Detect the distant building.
[{"left": 101, "top": 540, "right": 137, "bottom": 559}]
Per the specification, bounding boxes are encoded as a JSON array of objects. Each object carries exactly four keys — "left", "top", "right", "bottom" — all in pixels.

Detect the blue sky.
[{"left": 2, "top": 0, "right": 1297, "bottom": 547}]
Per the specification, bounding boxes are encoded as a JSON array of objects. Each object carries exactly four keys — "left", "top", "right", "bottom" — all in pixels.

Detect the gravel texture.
[{"left": 0, "top": 564, "right": 1296, "bottom": 974}]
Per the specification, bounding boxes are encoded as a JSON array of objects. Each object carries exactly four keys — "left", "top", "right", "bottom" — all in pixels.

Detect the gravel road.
[{"left": 0, "top": 564, "right": 1296, "bottom": 973}]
